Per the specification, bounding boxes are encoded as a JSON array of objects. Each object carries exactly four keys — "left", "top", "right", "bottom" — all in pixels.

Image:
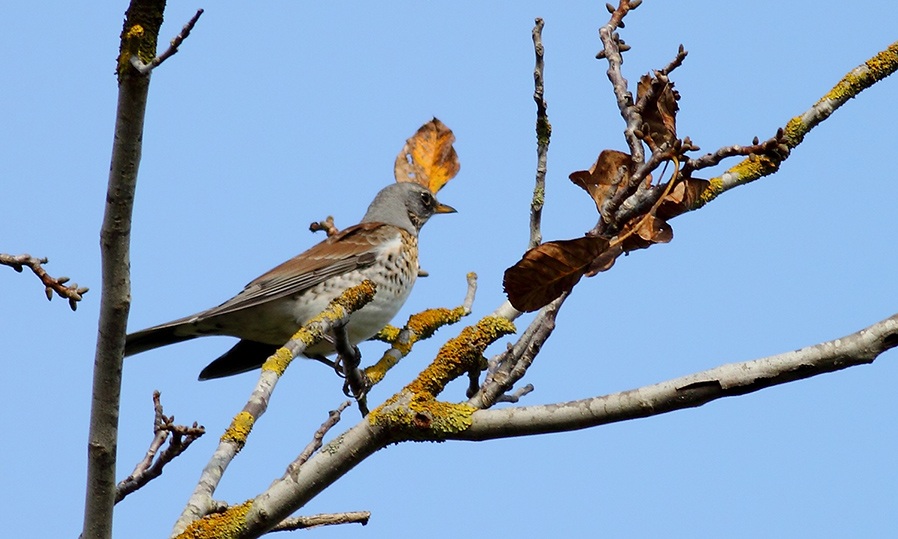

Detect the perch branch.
[{"left": 172, "top": 281, "right": 376, "bottom": 535}]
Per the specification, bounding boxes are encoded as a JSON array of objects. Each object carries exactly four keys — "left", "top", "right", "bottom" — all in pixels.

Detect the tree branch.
[
  {"left": 130, "top": 9, "right": 204, "bottom": 74},
  {"left": 0, "top": 253, "right": 89, "bottom": 310},
  {"left": 457, "top": 313, "right": 898, "bottom": 440},
  {"left": 115, "top": 391, "right": 204, "bottom": 503},
  {"left": 694, "top": 39, "right": 898, "bottom": 207},
  {"left": 268, "top": 511, "right": 370, "bottom": 532},
  {"left": 172, "top": 281, "right": 376, "bottom": 535},
  {"left": 530, "top": 17, "right": 550, "bottom": 249},
  {"left": 82, "top": 3, "right": 166, "bottom": 538}
]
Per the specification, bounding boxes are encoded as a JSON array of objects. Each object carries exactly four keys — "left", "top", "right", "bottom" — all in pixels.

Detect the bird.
[{"left": 125, "top": 182, "right": 455, "bottom": 380}]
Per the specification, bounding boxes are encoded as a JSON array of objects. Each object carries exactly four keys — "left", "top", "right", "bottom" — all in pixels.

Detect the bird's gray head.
[{"left": 361, "top": 183, "right": 456, "bottom": 234}]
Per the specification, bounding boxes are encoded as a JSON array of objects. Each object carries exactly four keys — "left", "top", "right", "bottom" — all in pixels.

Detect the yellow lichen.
[
  {"left": 365, "top": 306, "right": 467, "bottom": 385},
  {"left": 175, "top": 500, "right": 251, "bottom": 539},
  {"left": 261, "top": 347, "right": 295, "bottom": 377},
  {"left": 782, "top": 116, "right": 807, "bottom": 147},
  {"left": 221, "top": 411, "right": 255, "bottom": 449},
  {"left": 369, "top": 316, "right": 515, "bottom": 438},
  {"left": 126, "top": 24, "right": 145, "bottom": 38},
  {"left": 373, "top": 324, "right": 401, "bottom": 344}
]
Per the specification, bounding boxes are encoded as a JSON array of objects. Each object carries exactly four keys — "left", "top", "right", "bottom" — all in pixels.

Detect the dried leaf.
[
  {"left": 503, "top": 236, "right": 609, "bottom": 312},
  {"left": 394, "top": 117, "right": 460, "bottom": 193},
  {"left": 633, "top": 214, "right": 673, "bottom": 244},
  {"left": 656, "top": 177, "right": 710, "bottom": 221},
  {"left": 569, "top": 150, "right": 631, "bottom": 213},
  {"left": 637, "top": 73, "right": 680, "bottom": 148}
]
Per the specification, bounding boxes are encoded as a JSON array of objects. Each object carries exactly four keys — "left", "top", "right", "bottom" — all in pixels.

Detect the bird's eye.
[{"left": 420, "top": 191, "right": 434, "bottom": 206}]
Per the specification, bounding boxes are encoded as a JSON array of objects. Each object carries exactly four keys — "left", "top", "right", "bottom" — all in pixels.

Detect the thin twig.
[
  {"left": 288, "top": 401, "right": 351, "bottom": 472},
  {"left": 472, "top": 294, "right": 566, "bottom": 409},
  {"left": 131, "top": 9, "right": 204, "bottom": 74},
  {"left": 309, "top": 216, "right": 340, "bottom": 237},
  {"left": 682, "top": 128, "right": 788, "bottom": 177},
  {"left": 115, "top": 392, "right": 204, "bottom": 503},
  {"left": 530, "top": 17, "right": 550, "bottom": 249},
  {"left": 495, "top": 384, "right": 534, "bottom": 404},
  {"left": 269, "top": 511, "right": 371, "bottom": 532},
  {"left": 0, "top": 253, "right": 89, "bottom": 310},
  {"left": 598, "top": 1, "right": 643, "bottom": 166}
]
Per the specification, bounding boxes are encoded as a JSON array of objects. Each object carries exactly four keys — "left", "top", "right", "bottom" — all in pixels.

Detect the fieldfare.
[{"left": 125, "top": 182, "right": 455, "bottom": 380}]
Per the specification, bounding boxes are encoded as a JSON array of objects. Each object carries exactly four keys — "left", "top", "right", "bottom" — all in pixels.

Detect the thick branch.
[
  {"left": 456, "top": 313, "right": 898, "bottom": 440},
  {"left": 82, "top": 3, "right": 164, "bottom": 538}
]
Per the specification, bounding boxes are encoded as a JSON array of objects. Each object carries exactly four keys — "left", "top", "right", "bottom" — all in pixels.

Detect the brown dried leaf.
[
  {"left": 633, "top": 214, "right": 673, "bottom": 244},
  {"left": 637, "top": 73, "right": 680, "bottom": 148},
  {"left": 503, "top": 237, "right": 610, "bottom": 312},
  {"left": 569, "top": 150, "right": 631, "bottom": 213},
  {"left": 656, "top": 177, "right": 710, "bottom": 221},
  {"left": 394, "top": 117, "right": 460, "bottom": 193}
]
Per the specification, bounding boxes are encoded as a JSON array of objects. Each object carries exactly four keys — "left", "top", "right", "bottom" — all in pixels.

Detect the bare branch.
[
  {"left": 115, "top": 391, "right": 204, "bottom": 503},
  {"left": 269, "top": 511, "right": 370, "bottom": 532},
  {"left": 529, "top": 17, "right": 550, "bottom": 249},
  {"left": 130, "top": 9, "right": 204, "bottom": 74},
  {"left": 695, "top": 39, "right": 898, "bottom": 206},
  {"left": 472, "top": 294, "right": 566, "bottom": 409},
  {"left": 289, "top": 401, "right": 351, "bottom": 471},
  {"left": 0, "top": 253, "right": 89, "bottom": 310},
  {"left": 459, "top": 313, "right": 898, "bottom": 440},
  {"left": 84, "top": 3, "right": 165, "bottom": 537},
  {"left": 598, "top": 1, "right": 644, "bottom": 165}
]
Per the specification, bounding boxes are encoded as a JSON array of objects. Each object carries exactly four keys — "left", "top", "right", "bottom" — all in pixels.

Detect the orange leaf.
[
  {"left": 394, "top": 117, "right": 460, "bottom": 193},
  {"left": 503, "top": 237, "right": 610, "bottom": 312}
]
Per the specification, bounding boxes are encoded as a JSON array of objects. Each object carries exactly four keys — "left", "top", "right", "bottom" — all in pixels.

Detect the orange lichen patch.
[{"left": 175, "top": 500, "right": 251, "bottom": 539}]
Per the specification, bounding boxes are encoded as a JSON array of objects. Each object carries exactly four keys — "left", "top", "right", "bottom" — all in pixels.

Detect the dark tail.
[
  {"left": 124, "top": 326, "right": 198, "bottom": 357},
  {"left": 198, "top": 340, "right": 279, "bottom": 380}
]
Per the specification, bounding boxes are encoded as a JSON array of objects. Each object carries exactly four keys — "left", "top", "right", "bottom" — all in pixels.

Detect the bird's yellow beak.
[{"left": 435, "top": 203, "right": 457, "bottom": 214}]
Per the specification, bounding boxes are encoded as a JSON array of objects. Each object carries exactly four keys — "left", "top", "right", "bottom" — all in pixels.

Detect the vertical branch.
[
  {"left": 82, "top": 2, "right": 165, "bottom": 539},
  {"left": 530, "top": 17, "right": 550, "bottom": 249}
]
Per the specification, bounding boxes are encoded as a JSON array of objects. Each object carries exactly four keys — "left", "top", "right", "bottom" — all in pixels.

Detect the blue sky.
[{"left": 4, "top": 2, "right": 898, "bottom": 538}]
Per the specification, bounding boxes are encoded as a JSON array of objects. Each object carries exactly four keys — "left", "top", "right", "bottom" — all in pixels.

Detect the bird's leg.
[
  {"left": 309, "top": 354, "right": 339, "bottom": 371},
  {"left": 332, "top": 321, "right": 371, "bottom": 415}
]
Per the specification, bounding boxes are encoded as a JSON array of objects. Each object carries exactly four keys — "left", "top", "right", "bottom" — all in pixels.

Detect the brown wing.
[{"left": 194, "top": 222, "right": 394, "bottom": 319}]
